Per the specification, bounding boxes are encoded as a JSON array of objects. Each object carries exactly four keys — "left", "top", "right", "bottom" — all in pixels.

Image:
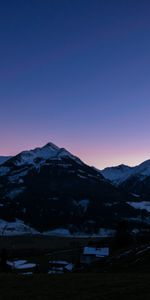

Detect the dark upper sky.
[{"left": 1, "top": 0, "right": 150, "bottom": 168}]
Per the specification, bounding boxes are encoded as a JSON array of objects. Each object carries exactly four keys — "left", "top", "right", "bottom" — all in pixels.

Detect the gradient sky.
[{"left": 1, "top": 0, "right": 150, "bottom": 168}]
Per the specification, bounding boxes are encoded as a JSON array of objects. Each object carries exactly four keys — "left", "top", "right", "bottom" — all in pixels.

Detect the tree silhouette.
[{"left": 114, "top": 220, "right": 132, "bottom": 249}]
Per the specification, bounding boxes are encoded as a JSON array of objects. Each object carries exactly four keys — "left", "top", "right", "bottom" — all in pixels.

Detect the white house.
[{"left": 81, "top": 246, "right": 109, "bottom": 264}]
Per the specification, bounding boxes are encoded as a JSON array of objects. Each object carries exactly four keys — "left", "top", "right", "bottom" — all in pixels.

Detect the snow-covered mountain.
[
  {"left": 0, "top": 142, "right": 137, "bottom": 233},
  {"left": 101, "top": 164, "right": 132, "bottom": 185},
  {"left": 0, "top": 219, "right": 40, "bottom": 236},
  {"left": 101, "top": 160, "right": 150, "bottom": 201},
  {"left": 0, "top": 143, "right": 84, "bottom": 178},
  {"left": 7, "top": 142, "right": 83, "bottom": 167},
  {"left": 131, "top": 160, "right": 150, "bottom": 177},
  {"left": 101, "top": 160, "right": 150, "bottom": 185}
]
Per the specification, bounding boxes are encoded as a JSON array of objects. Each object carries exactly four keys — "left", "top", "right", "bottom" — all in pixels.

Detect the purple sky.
[{"left": 1, "top": 0, "right": 150, "bottom": 168}]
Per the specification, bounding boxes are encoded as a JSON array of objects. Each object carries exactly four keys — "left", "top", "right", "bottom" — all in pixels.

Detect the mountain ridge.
[
  {"left": 101, "top": 160, "right": 150, "bottom": 184},
  {"left": 0, "top": 156, "right": 12, "bottom": 165}
]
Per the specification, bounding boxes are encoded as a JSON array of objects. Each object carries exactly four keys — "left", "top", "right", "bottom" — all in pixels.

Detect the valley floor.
[
  {"left": 0, "top": 273, "right": 150, "bottom": 300},
  {"left": 0, "top": 236, "right": 150, "bottom": 299}
]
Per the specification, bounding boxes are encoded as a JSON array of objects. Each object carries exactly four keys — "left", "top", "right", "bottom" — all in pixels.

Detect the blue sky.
[{"left": 1, "top": 0, "right": 150, "bottom": 168}]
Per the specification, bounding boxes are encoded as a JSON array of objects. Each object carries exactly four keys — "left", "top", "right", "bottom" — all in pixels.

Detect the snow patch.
[
  {"left": 83, "top": 247, "right": 109, "bottom": 257},
  {"left": 132, "top": 193, "right": 140, "bottom": 198},
  {"left": 77, "top": 174, "right": 87, "bottom": 179},
  {"left": 0, "top": 219, "right": 40, "bottom": 236},
  {"left": 73, "top": 199, "right": 89, "bottom": 212},
  {"left": 98, "top": 228, "right": 116, "bottom": 237},
  {"left": 127, "top": 201, "right": 150, "bottom": 212},
  {"left": 43, "top": 228, "right": 71, "bottom": 237},
  {"left": 8, "top": 170, "right": 28, "bottom": 183},
  {"left": 43, "top": 227, "right": 115, "bottom": 237},
  {"left": 7, "top": 187, "right": 25, "bottom": 199}
]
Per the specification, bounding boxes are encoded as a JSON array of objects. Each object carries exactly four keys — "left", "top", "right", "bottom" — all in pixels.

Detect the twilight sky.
[{"left": 0, "top": 0, "right": 150, "bottom": 168}]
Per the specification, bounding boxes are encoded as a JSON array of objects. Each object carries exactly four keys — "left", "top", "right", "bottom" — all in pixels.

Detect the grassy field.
[{"left": 0, "top": 273, "right": 150, "bottom": 300}]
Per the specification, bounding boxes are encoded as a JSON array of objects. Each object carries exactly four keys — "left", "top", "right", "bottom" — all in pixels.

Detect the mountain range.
[
  {"left": 0, "top": 143, "right": 150, "bottom": 234},
  {"left": 101, "top": 160, "right": 150, "bottom": 199}
]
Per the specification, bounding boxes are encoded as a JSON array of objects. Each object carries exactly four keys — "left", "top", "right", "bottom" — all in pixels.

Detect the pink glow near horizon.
[{"left": 1, "top": 135, "right": 150, "bottom": 169}]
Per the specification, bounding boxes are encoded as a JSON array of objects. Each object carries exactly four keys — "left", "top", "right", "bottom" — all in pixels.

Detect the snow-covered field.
[
  {"left": 43, "top": 227, "right": 116, "bottom": 238},
  {"left": 127, "top": 201, "right": 150, "bottom": 212},
  {"left": 0, "top": 219, "right": 40, "bottom": 236},
  {"left": 0, "top": 220, "right": 116, "bottom": 237}
]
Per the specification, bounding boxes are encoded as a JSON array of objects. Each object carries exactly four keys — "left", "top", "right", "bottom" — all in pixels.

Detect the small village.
[{"left": 1, "top": 222, "right": 150, "bottom": 276}]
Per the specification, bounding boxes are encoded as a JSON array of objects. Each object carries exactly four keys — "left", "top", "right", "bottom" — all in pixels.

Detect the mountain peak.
[
  {"left": 118, "top": 164, "right": 130, "bottom": 169},
  {"left": 101, "top": 159, "right": 150, "bottom": 185},
  {"left": 101, "top": 164, "right": 132, "bottom": 184},
  {"left": 4, "top": 142, "right": 84, "bottom": 167},
  {"left": 42, "top": 142, "right": 60, "bottom": 151}
]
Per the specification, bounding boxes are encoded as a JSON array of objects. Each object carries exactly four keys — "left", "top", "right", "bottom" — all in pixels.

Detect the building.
[
  {"left": 48, "top": 260, "right": 74, "bottom": 274},
  {"left": 81, "top": 246, "right": 109, "bottom": 265}
]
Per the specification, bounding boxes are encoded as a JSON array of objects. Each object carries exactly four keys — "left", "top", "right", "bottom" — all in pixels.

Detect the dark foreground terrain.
[
  {"left": 1, "top": 236, "right": 150, "bottom": 299},
  {"left": 0, "top": 273, "right": 150, "bottom": 300}
]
